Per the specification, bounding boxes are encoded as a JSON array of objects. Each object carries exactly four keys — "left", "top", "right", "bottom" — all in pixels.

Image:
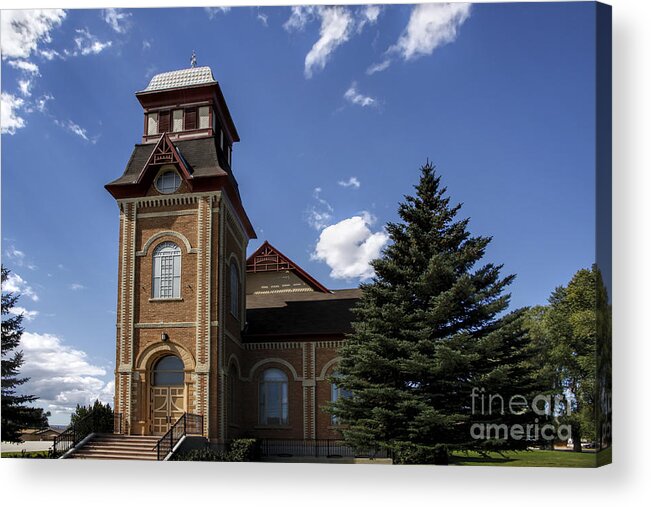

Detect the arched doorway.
[{"left": 151, "top": 355, "right": 185, "bottom": 435}]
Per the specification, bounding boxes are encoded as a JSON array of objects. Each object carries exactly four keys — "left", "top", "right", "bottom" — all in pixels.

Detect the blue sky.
[{"left": 1, "top": 3, "right": 598, "bottom": 424}]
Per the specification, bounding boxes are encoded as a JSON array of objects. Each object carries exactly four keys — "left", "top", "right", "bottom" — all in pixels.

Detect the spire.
[{"left": 190, "top": 50, "right": 197, "bottom": 68}]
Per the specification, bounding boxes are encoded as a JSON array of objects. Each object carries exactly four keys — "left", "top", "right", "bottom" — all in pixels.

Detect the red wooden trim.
[
  {"left": 136, "top": 133, "right": 194, "bottom": 186},
  {"left": 246, "top": 241, "right": 330, "bottom": 293}
]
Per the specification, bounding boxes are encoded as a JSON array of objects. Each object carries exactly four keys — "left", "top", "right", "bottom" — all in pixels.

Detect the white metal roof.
[{"left": 142, "top": 66, "right": 216, "bottom": 92}]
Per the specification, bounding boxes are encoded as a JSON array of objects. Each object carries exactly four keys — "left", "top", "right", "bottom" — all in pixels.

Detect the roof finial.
[{"left": 190, "top": 50, "right": 197, "bottom": 68}]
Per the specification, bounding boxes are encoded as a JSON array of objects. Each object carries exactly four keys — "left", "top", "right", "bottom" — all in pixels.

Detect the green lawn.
[
  {"left": 450, "top": 447, "right": 611, "bottom": 468},
  {"left": 1, "top": 450, "right": 53, "bottom": 459}
]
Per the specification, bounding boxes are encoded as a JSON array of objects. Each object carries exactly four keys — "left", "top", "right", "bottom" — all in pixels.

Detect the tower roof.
[{"left": 141, "top": 66, "right": 216, "bottom": 93}]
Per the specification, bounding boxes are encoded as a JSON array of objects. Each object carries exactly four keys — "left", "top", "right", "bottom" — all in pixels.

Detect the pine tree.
[
  {"left": 70, "top": 400, "right": 114, "bottom": 434},
  {"left": 2, "top": 266, "right": 49, "bottom": 442},
  {"left": 330, "top": 163, "right": 540, "bottom": 464}
]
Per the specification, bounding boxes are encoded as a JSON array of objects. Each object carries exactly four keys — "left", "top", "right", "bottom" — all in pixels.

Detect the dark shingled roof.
[
  {"left": 107, "top": 136, "right": 229, "bottom": 186},
  {"left": 245, "top": 288, "right": 362, "bottom": 339}
]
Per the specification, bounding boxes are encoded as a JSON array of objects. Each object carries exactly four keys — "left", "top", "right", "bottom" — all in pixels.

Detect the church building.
[{"left": 104, "top": 62, "right": 360, "bottom": 445}]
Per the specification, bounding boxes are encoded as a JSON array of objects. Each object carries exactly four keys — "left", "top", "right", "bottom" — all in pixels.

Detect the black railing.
[
  {"left": 53, "top": 408, "right": 115, "bottom": 456},
  {"left": 154, "top": 413, "right": 203, "bottom": 460},
  {"left": 259, "top": 439, "right": 391, "bottom": 459}
]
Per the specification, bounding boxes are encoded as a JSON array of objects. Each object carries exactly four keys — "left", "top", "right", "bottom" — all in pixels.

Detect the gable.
[{"left": 246, "top": 241, "right": 329, "bottom": 294}]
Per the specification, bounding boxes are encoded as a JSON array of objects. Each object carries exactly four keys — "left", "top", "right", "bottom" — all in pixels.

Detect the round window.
[{"left": 155, "top": 170, "right": 181, "bottom": 194}]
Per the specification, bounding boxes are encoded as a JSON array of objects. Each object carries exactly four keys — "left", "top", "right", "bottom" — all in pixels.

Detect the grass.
[
  {"left": 1, "top": 450, "right": 53, "bottom": 459},
  {"left": 450, "top": 447, "right": 612, "bottom": 468}
]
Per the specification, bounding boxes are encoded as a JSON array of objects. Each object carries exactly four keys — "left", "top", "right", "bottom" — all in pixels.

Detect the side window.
[
  {"left": 230, "top": 260, "right": 240, "bottom": 318},
  {"left": 152, "top": 242, "right": 181, "bottom": 299},
  {"left": 147, "top": 113, "right": 158, "bottom": 135},
  {"left": 172, "top": 109, "right": 184, "bottom": 132},
  {"left": 259, "top": 368, "right": 288, "bottom": 425},
  {"left": 198, "top": 106, "right": 210, "bottom": 129}
]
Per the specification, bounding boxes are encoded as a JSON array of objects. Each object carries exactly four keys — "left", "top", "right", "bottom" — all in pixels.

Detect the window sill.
[
  {"left": 254, "top": 425, "right": 292, "bottom": 430},
  {"left": 149, "top": 297, "right": 184, "bottom": 302}
]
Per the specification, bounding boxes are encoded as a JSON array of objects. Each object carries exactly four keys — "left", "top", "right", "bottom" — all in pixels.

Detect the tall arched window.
[
  {"left": 230, "top": 259, "right": 240, "bottom": 318},
  {"left": 153, "top": 242, "right": 181, "bottom": 299},
  {"left": 259, "top": 368, "right": 288, "bottom": 425},
  {"left": 153, "top": 355, "right": 185, "bottom": 386}
]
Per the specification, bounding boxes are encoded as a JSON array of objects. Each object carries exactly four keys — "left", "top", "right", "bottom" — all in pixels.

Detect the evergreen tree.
[
  {"left": 2, "top": 266, "right": 49, "bottom": 442},
  {"left": 70, "top": 400, "right": 114, "bottom": 434},
  {"left": 329, "top": 163, "right": 540, "bottom": 464}
]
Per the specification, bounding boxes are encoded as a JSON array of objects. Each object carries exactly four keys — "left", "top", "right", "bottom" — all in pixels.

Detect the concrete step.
[
  {"left": 72, "top": 450, "right": 158, "bottom": 459},
  {"left": 66, "top": 433, "right": 165, "bottom": 461},
  {"left": 70, "top": 453, "right": 158, "bottom": 460},
  {"left": 94, "top": 435, "right": 160, "bottom": 442},
  {"left": 79, "top": 444, "right": 158, "bottom": 453},
  {"left": 76, "top": 445, "right": 156, "bottom": 454}
]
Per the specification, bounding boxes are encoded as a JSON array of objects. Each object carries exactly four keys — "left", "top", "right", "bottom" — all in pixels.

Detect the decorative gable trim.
[
  {"left": 246, "top": 241, "right": 330, "bottom": 293},
  {"left": 137, "top": 133, "right": 193, "bottom": 187}
]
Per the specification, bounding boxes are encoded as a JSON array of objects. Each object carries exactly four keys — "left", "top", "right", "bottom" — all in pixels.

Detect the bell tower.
[{"left": 105, "top": 62, "right": 255, "bottom": 441}]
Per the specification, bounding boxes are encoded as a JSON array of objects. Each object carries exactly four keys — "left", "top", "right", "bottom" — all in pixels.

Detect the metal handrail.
[
  {"left": 153, "top": 413, "right": 203, "bottom": 460},
  {"left": 53, "top": 407, "right": 113, "bottom": 456}
]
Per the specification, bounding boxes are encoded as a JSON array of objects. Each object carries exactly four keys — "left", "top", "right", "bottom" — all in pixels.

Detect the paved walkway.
[{"left": 1, "top": 440, "right": 54, "bottom": 453}]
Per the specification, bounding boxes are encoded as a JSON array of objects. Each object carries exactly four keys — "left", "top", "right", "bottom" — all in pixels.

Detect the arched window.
[
  {"left": 153, "top": 355, "right": 184, "bottom": 386},
  {"left": 331, "top": 373, "right": 352, "bottom": 425},
  {"left": 230, "top": 259, "right": 240, "bottom": 318},
  {"left": 153, "top": 242, "right": 181, "bottom": 299},
  {"left": 259, "top": 368, "right": 288, "bottom": 425}
]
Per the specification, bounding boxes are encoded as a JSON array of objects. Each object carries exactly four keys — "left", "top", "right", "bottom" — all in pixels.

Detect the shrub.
[
  {"left": 171, "top": 447, "right": 227, "bottom": 461},
  {"left": 392, "top": 443, "right": 449, "bottom": 465},
  {"left": 227, "top": 438, "right": 257, "bottom": 462},
  {"left": 171, "top": 439, "right": 258, "bottom": 462}
]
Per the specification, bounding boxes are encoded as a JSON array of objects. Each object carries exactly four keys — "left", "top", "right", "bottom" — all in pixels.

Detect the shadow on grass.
[{"left": 449, "top": 453, "right": 516, "bottom": 465}]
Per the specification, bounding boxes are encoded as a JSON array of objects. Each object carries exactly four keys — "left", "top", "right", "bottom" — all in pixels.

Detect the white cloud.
[
  {"left": 1, "top": 93, "right": 26, "bottom": 135},
  {"left": 391, "top": 3, "right": 471, "bottom": 61},
  {"left": 0, "top": 9, "right": 66, "bottom": 60},
  {"left": 369, "top": 3, "right": 471, "bottom": 74},
  {"left": 338, "top": 176, "right": 361, "bottom": 189},
  {"left": 7, "top": 59, "right": 40, "bottom": 75},
  {"left": 8, "top": 306, "right": 39, "bottom": 321},
  {"left": 357, "top": 5, "right": 381, "bottom": 33},
  {"left": 6, "top": 244, "right": 25, "bottom": 260},
  {"left": 344, "top": 82, "right": 377, "bottom": 108},
  {"left": 205, "top": 7, "right": 231, "bottom": 19},
  {"left": 304, "top": 7, "right": 355, "bottom": 79},
  {"left": 103, "top": 8, "right": 131, "bottom": 33},
  {"left": 69, "top": 283, "right": 86, "bottom": 291},
  {"left": 4, "top": 243, "right": 36, "bottom": 270},
  {"left": 306, "top": 187, "right": 334, "bottom": 230},
  {"left": 18, "top": 79, "right": 32, "bottom": 97},
  {"left": 19, "top": 331, "right": 113, "bottom": 421},
  {"left": 72, "top": 28, "right": 112, "bottom": 56},
  {"left": 284, "top": 6, "right": 383, "bottom": 78},
  {"left": 39, "top": 48, "right": 60, "bottom": 60},
  {"left": 55, "top": 118, "right": 92, "bottom": 142},
  {"left": 2, "top": 272, "right": 39, "bottom": 301},
  {"left": 142, "top": 39, "right": 152, "bottom": 51},
  {"left": 257, "top": 13, "right": 269, "bottom": 27},
  {"left": 312, "top": 212, "right": 388, "bottom": 281},
  {"left": 283, "top": 6, "right": 319, "bottom": 32},
  {"left": 366, "top": 59, "right": 391, "bottom": 75},
  {"left": 33, "top": 93, "right": 54, "bottom": 113}
]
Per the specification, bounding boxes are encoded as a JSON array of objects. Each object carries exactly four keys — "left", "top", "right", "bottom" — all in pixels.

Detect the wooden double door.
[{"left": 151, "top": 386, "right": 185, "bottom": 435}]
